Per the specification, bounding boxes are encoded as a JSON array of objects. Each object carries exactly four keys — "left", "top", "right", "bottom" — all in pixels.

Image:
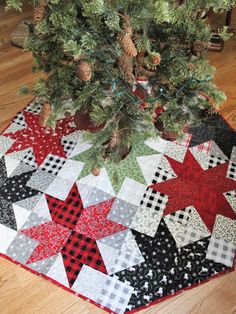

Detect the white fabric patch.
[
  {"left": 14, "top": 194, "right": 42, "bottom": 212},
  {"left": 76, "top": 182, "right": 113, "bottom": 207},
  {"left": 46, "top": 176, "right": 75, "bottom": 201},
  {"left": 4, "top": 156, "right": 21, "bottom": 177},
  {"left": 187, "top": 206, "right": 210, "bottom": 234},
  {"left": 189, "top": 148, "right": 209, "bottom": 170},
  {"left": 33, "top": 194, "right": 52, "bottom": 220},
  {"left": 57, "top": 159, "right": 83, "bottom": 181},
  {"left": 130, "top": 206, "right": 162, "bottom": 237},
  {"left": 0, "top": 224, "right": 17, "bottom": 254},
  {"left": 46, "top": 253, "right": 69, "bottom": 288},
  {"left": 224, "top": 192, "right": 236, "bottom": 214},
  {"left": 3, "top": 123, "right": 25, "bottom": 134},
  {"left": 136, "top": 154, "right": 162, "bottom": 185},
  {"left": 165, "top": 219, "right": 209, "bottom": 247},
  {"left": 71, "top": 264, "right": 108, "bottom": 300},
  {"left": 145, "top": 136, "right": 168, "bottom": 153},
  {"left": 96, "top": 242, "right": 119, "bottom": 275},
  {"left": 117, "top": 177, "right": 146, "bottom": 206},
  {"left": 13, "top": 204, "right": 31, "bottom": 230},
  {"left": 159, "top": 155, "right": 177, "bottom": 177},
  {"left": 27, "top": 154, "right": 83, "bottom": 200},
  {"left": 97, "top": 230, "right": 144, "bottom": 275},
  {"left": 97, "top": 276, "right": 134, "bottom": 314},
  {"left": 78, "top": 167, "right": 116, "bottom": 196}
]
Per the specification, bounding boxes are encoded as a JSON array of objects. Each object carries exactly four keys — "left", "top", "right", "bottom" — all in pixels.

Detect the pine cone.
[
  {"left": 77, "top": 61, "right": 92, "bottom": 81},
  {"left": 151, "top": 53, "right": 161, "bottom": 65},
  {"left": 109, "top": 131, "right": 119, "bottom": 148},
  {"left": 92, "top": 167, "right": 100, "bottom": 176},
  {"left": 119, "top": 34, "right": 137, "bottom": 57},
  {"left": 38, "top": 102, "right": 52, "bottom": 127},
  {"left": 33, "top": 1, "right": 47, "bottom": 23},
  {"left": 118, "top": 52, "right": 134, "bottom": 83}
]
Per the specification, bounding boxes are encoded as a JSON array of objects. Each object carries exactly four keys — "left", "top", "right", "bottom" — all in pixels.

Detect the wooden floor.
[{"left": 0, "top": 5, "right": 236, "bottom": 314}]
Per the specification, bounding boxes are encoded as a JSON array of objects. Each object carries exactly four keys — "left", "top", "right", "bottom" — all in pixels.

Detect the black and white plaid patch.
[
  {"left": 97, "top": 277, "right": 134, "bottom": 314},
  {"left": 165, "top": 207, "right": 192, "bottom": 226},
  {"left": 41, "top": 154, "right": 66, "bottom": 175},
  {"left": 140, "top": 187, "right": 168, "bottom": 213},
  {"left": 206, "top": 236, "right": 236, "bottom": 267},
  {"left": 179, "top": 228, "right": 209, "bottom": 247},
  {"left": 152, "top": 167, "right": 174, "bottom": 184},
  {"left": 12, "top": 112, "right": 26, "bottom": 127},
  {"left": 22, "top": 149, "right": 37, "bottom": 167},
  {"left": 25, "top": 103, "right": 42, "bottom": 114},
  {"left": 207, "top": 155, "right": 225, "bottom": 169},
  {"left": 227, "top": 161, "right": 236, "bottom": 180},
  {"left": 61, "top": 138, "right": 76, "bottom": 157}
]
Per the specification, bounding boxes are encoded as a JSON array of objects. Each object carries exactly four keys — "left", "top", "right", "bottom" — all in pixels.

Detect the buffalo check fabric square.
[
  {"left": 12, "top": 112, "right": 26, "bottom": 128},
  {"left": 61, "top": 138, "right": 77, "bottom": 157},
  {"left": 151, "top": 167, "right": 175, "bottom": 184},
  {"left": 110, "top": 251, "right": 143, "bottom": 274},
  {"left": 227, "top": 161, "right": 236, "bottom": 180},
  {"left": 179, "top": 228, "right": 209, "bottom": 247},
  {"left": 25, "top": 102, "right": 42, "bottom": 114},
  {"left": 164, "top": 207, "right": 192, "bottom": 226},
  {"left": 46, "top": 184, "right": 84, "bottom": 230},
  {"left": 61, "top": 230, "right": 106, "bottom": 287},
  {"left": 207, "top": 155, "right": 226, "bottom": 169},
  {"left": 97, "top": 277, "right": 134, "bottom": 314},
  {"left": 41, "top": 154, "right": 66, "bottom": 175},
  {"left": 140, "top": 187, "right": 168, "bottom": 213},
  {"left": 22, "top": 149, "right": 37, "bottom": 167},
  {"left": 206, "top": 236, "right": 236, "bottom": 267}
]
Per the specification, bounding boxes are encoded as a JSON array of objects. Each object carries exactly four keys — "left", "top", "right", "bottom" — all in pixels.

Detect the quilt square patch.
[
  {"left": 206, "top": 236, "right": 236, "bottom": 267},
  {"left": 27, "top": 154, "right": 83, "bottom": 200}
]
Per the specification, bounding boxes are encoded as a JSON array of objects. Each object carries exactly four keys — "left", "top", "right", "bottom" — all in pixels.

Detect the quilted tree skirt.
[{"left": 0, "top": 101, "right": 236, "bottom": 314}]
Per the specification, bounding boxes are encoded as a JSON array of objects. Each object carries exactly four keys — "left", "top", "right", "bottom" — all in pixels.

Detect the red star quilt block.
[
  {"left": 4, "top": 112, "right": 76, "bottom": 165},
  {"left": 151, "top": 150, "right": 236, "bottom": 232}
]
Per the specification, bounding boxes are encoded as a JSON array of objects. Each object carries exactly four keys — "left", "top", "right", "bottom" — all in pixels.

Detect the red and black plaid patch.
[
  {"left": 46, "top": 183, "right": 84, "bottom": 230},
  {"left": 61, "top": 230, "right": 107, "bottom": 287}
]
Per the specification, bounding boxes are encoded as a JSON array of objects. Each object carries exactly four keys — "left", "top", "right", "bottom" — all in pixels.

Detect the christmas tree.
[{"left": 6, "top": 0, "right": 236, "bottom": 171}]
